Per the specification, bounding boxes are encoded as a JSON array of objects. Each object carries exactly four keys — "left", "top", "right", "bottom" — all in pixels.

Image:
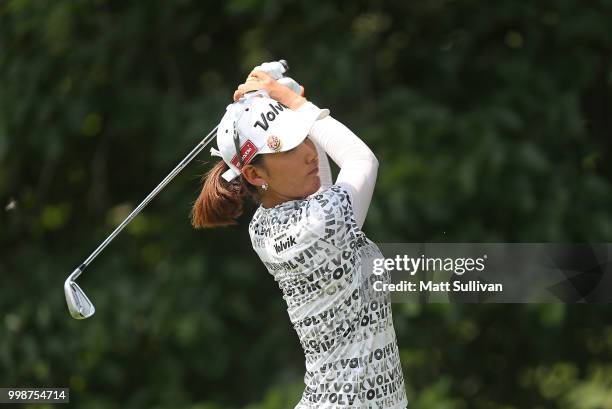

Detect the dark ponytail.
[{"left": 191, "top": 159, "right": 260, "bottom": 229}]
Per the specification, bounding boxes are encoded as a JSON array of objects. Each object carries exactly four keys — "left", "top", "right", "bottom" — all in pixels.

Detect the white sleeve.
[
  {"left": 313, "top": 141, "right": 333, "bottom": 191},
  {"left": 304, "top": 104, "right": 379, "bottom": 229},
  {"left": 297, "top": 103, "right": 333, "bottom": 191}
]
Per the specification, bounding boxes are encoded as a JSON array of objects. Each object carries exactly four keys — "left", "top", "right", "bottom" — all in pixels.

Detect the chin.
[
  {"left": 307, "top": 177, "right": 321, "bottom": 195},
  {"left": 296, "top": 177, "right": 321, "bottom": 199}
]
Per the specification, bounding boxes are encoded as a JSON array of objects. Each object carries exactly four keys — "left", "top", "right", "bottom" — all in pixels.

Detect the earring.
[{"left": 261, "top": 183, "right": 268, "bottom": 191}]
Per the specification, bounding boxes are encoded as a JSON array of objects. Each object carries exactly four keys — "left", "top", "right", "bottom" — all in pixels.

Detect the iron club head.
[{"left": 64, "top": 268, "right": 95, "bottom": 319}]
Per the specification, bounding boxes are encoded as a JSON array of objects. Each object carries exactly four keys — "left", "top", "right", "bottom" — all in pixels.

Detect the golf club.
[
  {"left": 64, "top": 125, "right": 218, "bottom": 319},
  {"left": 65, "top": 59, "right": 297, "bottom": 319}
]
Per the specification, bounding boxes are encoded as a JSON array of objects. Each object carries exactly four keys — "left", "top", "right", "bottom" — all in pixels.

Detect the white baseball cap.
[{"left": 211, "top": 91, "right": 329, "bottom": 182}]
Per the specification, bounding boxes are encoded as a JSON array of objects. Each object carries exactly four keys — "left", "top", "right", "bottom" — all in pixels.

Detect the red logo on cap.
[{"left": 230, "top": 139, "right": 258, "bottom": 169}]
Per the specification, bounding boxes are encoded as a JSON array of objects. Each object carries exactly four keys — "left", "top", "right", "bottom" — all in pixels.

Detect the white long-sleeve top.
[{"left": 298, "top": 102, "right": 379, "bottom": 229}]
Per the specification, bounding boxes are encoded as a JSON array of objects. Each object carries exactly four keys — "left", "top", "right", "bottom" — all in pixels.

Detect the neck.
[
  {"left": 260, "top": 191, "right": 298, "bottom": 209},
  {"left": 261, "top": 194, "right": 285, "bottom": 209}
]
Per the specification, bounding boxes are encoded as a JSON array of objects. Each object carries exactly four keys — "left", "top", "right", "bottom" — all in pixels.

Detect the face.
[{"left": 243, "top": 137, "right": 320, "bottom": 206}]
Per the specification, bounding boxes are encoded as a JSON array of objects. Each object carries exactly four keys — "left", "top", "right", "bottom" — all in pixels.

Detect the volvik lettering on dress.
[
  {"left": 274, "top": 235, "right": 297, "bottom": 253},
  {"left": 248, "top": 186, "right": 407, "bottom": 409},
  {"left": 254, "top": 102, "right": 288, "bottom": 131}
]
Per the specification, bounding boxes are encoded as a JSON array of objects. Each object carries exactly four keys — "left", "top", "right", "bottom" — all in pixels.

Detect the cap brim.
[{"left": 258, "top": 106, "right": 329, "bottom": 155}]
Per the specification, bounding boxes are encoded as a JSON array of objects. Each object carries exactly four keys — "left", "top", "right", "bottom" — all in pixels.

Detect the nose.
[{"left": 303, "top": 137, "right": 318, "bottom": 163}]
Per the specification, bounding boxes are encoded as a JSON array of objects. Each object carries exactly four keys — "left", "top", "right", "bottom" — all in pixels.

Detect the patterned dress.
[{"left": 249, "top": 185, "right": 408, "bottom": 409}]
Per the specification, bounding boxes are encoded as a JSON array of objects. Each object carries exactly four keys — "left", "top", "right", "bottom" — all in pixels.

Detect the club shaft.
[{"left": 71, "top": 125, "right": 218, "bottom": 281}]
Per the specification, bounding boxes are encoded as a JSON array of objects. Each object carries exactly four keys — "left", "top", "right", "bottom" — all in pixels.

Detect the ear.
[{"left": 242, "top": 163, "right": 268, "bottom": 188}]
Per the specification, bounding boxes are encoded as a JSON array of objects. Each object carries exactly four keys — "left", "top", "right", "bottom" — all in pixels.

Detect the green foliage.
[{"left": 1, "top": 0, "right": 612, "bottom": 408}]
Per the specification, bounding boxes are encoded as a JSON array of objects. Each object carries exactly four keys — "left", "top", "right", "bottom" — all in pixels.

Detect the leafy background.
[{"left": 2, "top": 0, "right": 612, "bottom": 408}]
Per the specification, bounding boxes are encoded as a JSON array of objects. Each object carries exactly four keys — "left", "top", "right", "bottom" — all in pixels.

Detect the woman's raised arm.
[{"left": 304, "top": 103, "right": 379, "bottom": 229}]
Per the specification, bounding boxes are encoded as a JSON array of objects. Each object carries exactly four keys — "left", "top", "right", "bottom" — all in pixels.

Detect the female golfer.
[{"left": 192, "top": 69, "right": 408, "bottom": 409}]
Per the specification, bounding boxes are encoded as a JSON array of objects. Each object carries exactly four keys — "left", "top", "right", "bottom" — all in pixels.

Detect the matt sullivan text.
[{"left": 373, "top": 280, "right": 503, "bottom": 292}]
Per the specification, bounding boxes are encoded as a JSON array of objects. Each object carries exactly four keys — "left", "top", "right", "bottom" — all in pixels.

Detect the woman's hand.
[{"left": 233, "top": 71, "right": 306, "bottom": 110}]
